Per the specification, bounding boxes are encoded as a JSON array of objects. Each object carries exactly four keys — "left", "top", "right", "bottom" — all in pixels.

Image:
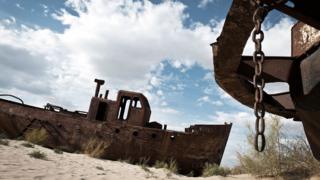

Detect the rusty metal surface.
[
  {"left": 270, "top": 92, "right": 295, "bottom": 110},
  {"left": 0, "top": 79, "right": 232, "bottom": 176},
  {"left": 238, "top": 56, "right": 293, "bottom": 83},
  {"left": 261, "top": 0, "right": 320, "bottom": 30},
  {"left": 300, "top": 48, "right": 320, "bottom": 95},
  {"left": 214, "top": 0, "right": 320, "bottom": 160},
  {"left": 294, "top": 82, "right": 320, "bottom": 160},
  {"left": 291, "top": 21, "right": 320, "bottom": 160},
  {"left": 212, "top": 0, "right": 294, "bottom": 118},
  {"left": 292, "top": 22, "right": 320, "bottom": 57}
]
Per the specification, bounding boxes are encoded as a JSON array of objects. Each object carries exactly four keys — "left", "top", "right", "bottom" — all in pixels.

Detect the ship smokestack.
[
  {"left": 104, "top": 90, "right": 109, "bottom": 99},
  {"left": 94, "top": 79, "right": 105, "bottom": 97}
]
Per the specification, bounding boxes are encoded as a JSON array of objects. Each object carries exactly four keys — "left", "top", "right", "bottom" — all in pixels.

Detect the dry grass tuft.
[
  {"left": 167, "top": 159, "right": 178, "bottom": 174},
  {"left": 202, "top": 163, "right": 230, "bottom": 177},
  {"left": 154, "top": 159, "right": 177, "bottom": 174},
  {"left": 28, "top": 150, "right": 47, "bottom": 160},
  {"left": 54, "top": 148, "right": 63, "bottom": 154},
  {"left": 0, "top": 133, "right": 9, "bottom": 146},
  {"left": 237, "top": 115, "right": 320, "bottom": 178},
  {"left": 83, "top": 138, "right": 110, "bottom": 158},
  {"left": 21, "top": 142, "right": 34, "bottom": 148},
  {"left": 118, "top": 158, "right": 133, "bottom": 164},
  {"left": 154, "top": 160, "right": 167, "bottom": 169},
  {"left": 0, "top": 139, "right": 9, "bottom": 146},
  {"left": 136, "top": 157, "right": 151, "bottom": 172},
  {"left": 25, "top": 128, "right": 48, "bottom": 145},
  {"left": 96, "top": 166, "right": 104, "bottom": 170},
  {"left": 137, "top": 157, "right": 150, "bottom": 166}
]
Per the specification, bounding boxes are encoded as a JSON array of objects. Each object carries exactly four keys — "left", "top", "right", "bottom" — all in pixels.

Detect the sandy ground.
[{"left": 0, "top": 140, "right": 319, "bottom": 180}]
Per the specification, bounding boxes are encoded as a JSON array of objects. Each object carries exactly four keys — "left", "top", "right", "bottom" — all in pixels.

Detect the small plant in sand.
[
  {"left": 21, "top": 142, "right": 34, "bottom": 148},
  {"left": 154, "top": 160, "right": 167, "bottom": 169},
  {"left": 28, "top": 150, "right": 47, "bottom": 160},
  {"left": 25, "top": 128, "right": 48, "bottom": 145},
  {"left": 0, "top": 132, "right": 8, "bottom": 139},
  {"left": 0, "top": 133, "right": 9, "bottom": 146},
  {"left": 202, "top": 163, "right": 230, "bottom": 177},
  {"left": 237, "top": 115, "right": 320, "bottom": 178},
  {"left": 0, "top": 139, "right": 9, "bottom": 146},
  {"left": 154, "top": 159, "right": 177, "bottom": 174},
  {"left": 186, "top": 171, "right": 194, "bottom": 177},
  {"left": 83, "top": 138, "right": 110, "bottom": 158},
  {"left": 96, "top": 166, "right": 104, "bottom": 170},
  {"left": 137, "top": 157, "right": 150, "bottom": 166},
  {"left": 166, "top": 159, "right": 178, "bottom": 174},
  {"left": 54, "top": 148, "right": 63, "bottom": 154},
  {"left": 118, "top": 158, "right": 133, "bottom": 164},
  {"left": 137, "top": 157, "right": 151, "bottom": 172}
]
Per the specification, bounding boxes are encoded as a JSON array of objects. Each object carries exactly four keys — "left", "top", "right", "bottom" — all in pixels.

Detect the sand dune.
[{"left": 0, "top": 140, "right": 318, "bottom": 180}]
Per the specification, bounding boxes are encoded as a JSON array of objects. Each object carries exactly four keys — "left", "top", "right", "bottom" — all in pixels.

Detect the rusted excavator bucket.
[{"left": 212, "top": 0, "right": 320, "bottom": 160}]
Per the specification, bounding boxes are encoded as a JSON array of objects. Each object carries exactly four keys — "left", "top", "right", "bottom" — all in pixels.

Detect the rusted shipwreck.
[
  {"left": 0, "top": 79, "right": 232, "bottom": 175},
  {"left": 212, "top": 0, "right": 320, "bottom": 159}
]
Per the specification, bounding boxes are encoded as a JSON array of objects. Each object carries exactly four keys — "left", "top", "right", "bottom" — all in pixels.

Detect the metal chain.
[{"left": 252, "top": 2, "right": 269, "bottom": 152}]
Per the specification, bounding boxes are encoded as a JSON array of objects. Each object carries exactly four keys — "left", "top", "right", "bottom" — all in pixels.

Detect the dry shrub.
[
  {"left": 28, "top": 150, "right": 47, "bottom": 160},
  {"left": 118, "top": 158, "right": 133, "bottom": 164},
  {"left": 237, "top": 115, "right": 320, "bottom": 178},
  {"left": 167, "top": 159, "right": 178, "bottom": 174},
  {"left": 0, "top": 132, "right": 8, "bottom": 139},
  {"left": 137, "top": 157, "right": 150, "bottom": 167},
  {"left": 154, "top": 159, "right": 177, "bottom": 174},
  {"left": 54, "top": 148, "right": 63, "bottom": 154},
  {"left": 25, "top": 128, "right": 48, "bottom": 145},
  {"left": 0, "top": 139, "right": 9, "bottom": 146},
  {"left": 154, "top": 160, "right": 167, "bottom": 169},
  {"left": 202, "top": 163, "right": 231, "bottom": 177},
  {"left": 83, "top": 138, "right": 110, "bottom": 158},
  {"left": 21, "top": 142, "right": 34, "bottom": 148},
  {"left": 230, "top": 165, "right": 245, "bottom": 175}
]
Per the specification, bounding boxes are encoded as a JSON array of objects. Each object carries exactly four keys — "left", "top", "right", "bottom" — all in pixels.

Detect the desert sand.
[{"left": 0, "top": 140, "right": 319, "bottom": 180}]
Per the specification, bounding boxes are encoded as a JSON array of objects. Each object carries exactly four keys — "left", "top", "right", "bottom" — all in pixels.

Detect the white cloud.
[
  {"left": 15, "top": 3, "right": 24, "bottom": 10},
  {"left": 197, "top": 95, "right": 223, "bottom": 106},
  {"left": 198, "top": 95, "right": 210, "bottom": 102},
  {"left": 49, "top": 0, "right": 221, "bottom": 94},
  {"left": 171, "top": 60, "right": 182, "bottom": 69},
  {"left": 158, "top": 107, "right": 180, "bottom": 114},
  {"left": 198, "top": 0, "right": 214, "bottom": 9},
  {"left": 210, "top": 111, "right": 252, "bottom": 125},
  {"left": 217, "top": 86, "right": 232, "bottom": 99},
  {"left": 243, "top": 18, "right": 294, "bottom": 56},
  {"left": 41, "top": 4, "right": 49, "bottom": 16},
  {"left": 203, "top": 72, "right": 213, "bottom": 80},
  {"left": 203, "top": 86, "right": 213, "bottom": 94},
  {"left": 150, "top": 76, "right": 161, "bottom": 87},
  {"left": 0, "top": 0, "right": 221, "bottom": 109},
  {"left": 1, "top": 17, "right": 16, "bottom": 25},
  {"left": 156, "top": 90, "right": 163, "bottom": 96}
]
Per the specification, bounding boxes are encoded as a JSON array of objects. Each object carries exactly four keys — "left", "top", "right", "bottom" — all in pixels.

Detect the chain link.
[{"left": 252, "top": 2, "right": 268, "bottom": 152}]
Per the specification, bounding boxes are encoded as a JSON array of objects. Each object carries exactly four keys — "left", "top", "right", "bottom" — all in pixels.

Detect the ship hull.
[{"left": 0, "top": 99, "right": 232, "bottom": 175}]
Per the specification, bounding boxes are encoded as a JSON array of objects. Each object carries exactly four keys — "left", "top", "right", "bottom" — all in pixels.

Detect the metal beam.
[
  {"left": 238, "top": 56, "right": 294, "bottom": 83},
  {"left": 262, "top": 0, "right": 320, "bottom": 30},
  {"left": 270, "top": 92, "right": 295, "bottom": 111},
  {"left": 212, "top": 0, "right": 295, "bottom": 118}
]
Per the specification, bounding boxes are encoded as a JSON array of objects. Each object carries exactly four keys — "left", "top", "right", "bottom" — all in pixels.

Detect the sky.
[{"left": 0, "top": 0, "right": 306, "bottom": 167}]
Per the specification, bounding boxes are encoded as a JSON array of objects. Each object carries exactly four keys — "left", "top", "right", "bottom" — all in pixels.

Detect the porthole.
[
  {"left": 151, "top": 133, "right": 157, "bottom": 139},
  {"left": 133, "top": 131, "right": 138, "bottom": 136},
  {"left": 170, "top": 135, "right": 175, "bottom": 140},
  {"left": 115, "top": 129, "right": 120, "bottom": 133}
]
